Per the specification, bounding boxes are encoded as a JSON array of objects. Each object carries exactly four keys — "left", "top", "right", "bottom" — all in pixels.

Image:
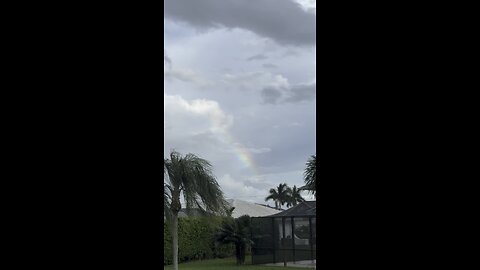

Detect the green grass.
[{"left": 163, "top": 256, "right": 301, "bottom": 270}]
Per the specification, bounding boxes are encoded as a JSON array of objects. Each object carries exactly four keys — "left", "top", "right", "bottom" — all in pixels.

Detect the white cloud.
[
  {"left": 220, "top": 174, "right": 268, "bottom": 202},
  {"left": 221, "top": 72, "right": 290, "bottom": 93},
  {"left": 164, "top": 94, "right": 233, "bottom": 137},
  {"left": 164, "top": 68, "right": 212, "bottom": 87},
  {"left": 294, "top": 0, "right": 316, "bottom": 13}
]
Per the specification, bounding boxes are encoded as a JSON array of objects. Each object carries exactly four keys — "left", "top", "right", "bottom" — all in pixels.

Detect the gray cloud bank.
[
  {"left": 164, "top": 0, "right": 316, "bottom": 205},
  {"left": 247, "top": 54, "right": 268, "bottom": 61},
  {"left": 164, "top": 49, "right": 172, "bottom": 69},
  {"left": 164, "top": 0, "right": 316, "bottom": 46},
  {"left": 261, "top": 83, "right": 316, "bottom": 104}
]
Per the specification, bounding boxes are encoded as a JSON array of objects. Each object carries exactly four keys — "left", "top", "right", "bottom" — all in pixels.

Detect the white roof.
[{"left": 226, "top": 199, "right": 281, "bottom": 218}]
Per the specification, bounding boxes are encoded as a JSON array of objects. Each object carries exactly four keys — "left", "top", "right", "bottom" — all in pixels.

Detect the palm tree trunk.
[
  {"left": 172, "top": 213, "right": 179, "bottom": 270},
  {"left": 235, "top": 243, "right": 241, "bottom": 265},
  {"left": 240, "top": 243, "right": 246, "bottom": 264},
  {"left": 170, "top": 188, "right": 181, "bottom": 270}
]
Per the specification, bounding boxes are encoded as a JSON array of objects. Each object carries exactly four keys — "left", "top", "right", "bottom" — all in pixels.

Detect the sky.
[{"left": 164, "top": 0, "right": 316, "bottom": 207}]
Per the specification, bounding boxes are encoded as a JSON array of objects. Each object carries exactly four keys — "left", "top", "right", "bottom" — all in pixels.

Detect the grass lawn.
[{"left": 163, "top": 256, "right": 302, "bottom": 270}]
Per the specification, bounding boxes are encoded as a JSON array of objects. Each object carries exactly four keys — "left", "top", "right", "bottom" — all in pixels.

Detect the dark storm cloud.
[
  {"left": 164, "top": 49, "right": 172, "bottom": 69},
  {"left": 247, "top": 54, "right": 268, "bottom": 61},
  {"left": 252, "top": 123, "right": 316, "bottom": 173},
  {"left": 260, "top": 83, "right": 315, "bottom": 104},
  {"left": 285, "top": 83, "right": 316, "bottom": 103},
  {"left": 164, "top": 0, "right": 316, "bottom": 46},
  {"left": 262, "top": 63, "right": 278, "bottom": 69},
  {"left": 261, "top": 87, "right": 283, "bottom": 104}
]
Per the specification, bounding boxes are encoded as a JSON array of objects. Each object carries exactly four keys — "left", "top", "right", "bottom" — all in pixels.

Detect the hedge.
[{"left": 164, "top": 216, "right": 235, "bottom": 265}]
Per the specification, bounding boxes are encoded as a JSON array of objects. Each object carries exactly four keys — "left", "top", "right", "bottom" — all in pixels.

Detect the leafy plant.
[
  {"left": 164, "top": 216, "right": 235, "bottom": 265},
  {"left": 215, "top": 215, "right": 252, "bottom": 265},
  {"left": 303, "top": 154, "right": 316, "bottom": 197},
  {"left": 265, "top": 183, "right": 291, "bottom": 209},
  {"left": 286, "top": 185, "right": 305, "bottom": 207}
]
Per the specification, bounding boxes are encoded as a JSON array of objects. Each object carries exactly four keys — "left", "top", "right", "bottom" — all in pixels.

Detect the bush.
[
  {"left": 214, "top": 242, "right": 235, "bottom": 258},
  {"left": 164, "top": 216, "right": 235, "bottom": 265}
]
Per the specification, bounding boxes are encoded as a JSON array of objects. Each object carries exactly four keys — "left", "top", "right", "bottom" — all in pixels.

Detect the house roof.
[
  {"left": 266, "top": 201, "right": 316, "bottom": 217},
  {"left": 171, "top": 199, "right": 282, "bottom": 218},
  {"left": 226, "top": 199, "right": 282, "bottom": 218}
]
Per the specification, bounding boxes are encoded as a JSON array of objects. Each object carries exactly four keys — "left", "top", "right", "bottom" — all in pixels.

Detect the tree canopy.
[
  {"left": 164, "top": 151, "right": 228, "bottom": 270},
  {"left": 265, "top": 183, "right": 292, "bottom": 210},
  {"left": 303, "top": 154, "right": 316, "bottom": 198}
]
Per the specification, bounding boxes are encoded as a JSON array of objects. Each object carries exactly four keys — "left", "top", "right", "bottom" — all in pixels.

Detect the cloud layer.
[
  {"left": 165, "top": 0, "right": 316, "bottom": 46},
  {"left": 164, "top": 0, "right": 316, "bottom": 206}
]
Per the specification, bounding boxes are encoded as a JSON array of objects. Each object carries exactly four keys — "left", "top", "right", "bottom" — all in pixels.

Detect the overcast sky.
[{"left": 164, "top": 0, "right": 316, "bottom": 207}]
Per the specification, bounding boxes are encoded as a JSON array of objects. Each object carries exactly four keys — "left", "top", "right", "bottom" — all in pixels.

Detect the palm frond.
[
  {"left": 265, "top": 194, "right": 275, "bottom": 201},
  {"left": 303, "top": 154, "right": 316, "bottom": 197},
  {"left": 164, "top": 151, "right": 228, "bottom": 216}
]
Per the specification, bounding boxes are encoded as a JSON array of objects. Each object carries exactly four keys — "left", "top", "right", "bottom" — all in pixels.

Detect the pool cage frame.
[{"left": 250, "top": 202, "right": 316, "bottom": 265}]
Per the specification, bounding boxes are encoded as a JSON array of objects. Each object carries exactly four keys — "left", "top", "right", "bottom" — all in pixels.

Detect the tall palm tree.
[
  {"left": 265, "top": 183, "right": 292, "bottom": 210},
  {"left": 164, "top": 151, "right": 228, "bottom": 270},
  {"left": 215, "top": 215, "right": 252, "bottom": 265},
  {"left": 286, "top": 185, "right": 305, "bottom": 207},
  {"left": 303, "top": 154, "right": 316, "bottom": 198}
]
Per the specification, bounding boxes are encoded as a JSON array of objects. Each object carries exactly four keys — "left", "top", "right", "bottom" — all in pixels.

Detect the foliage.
[
  {"left": 226, "top": 206, "right": 235, "bottom": 217},
  {"left": 266, "top": 183, "right": 306, "bottom": 209},
  {"left": 164, "top": 216, "right": 235, "bottom": 265},
  {"left": 303, "top": 154, "right": 316, "bottom": 197},
  {"left": 286, "top": 185, "right": 305, "bottom": 207},
  {"left": 164, "top": 151, "right": 228, "bottom": 216},
  {"left": 215, "top": 215, "right": 253, "bottom": 265},
  {"left": 164, "top": 151, "right": 229, "bottom": 270},
  {"left": 265, "top": 183, "right": 291, "bottom": 209}
]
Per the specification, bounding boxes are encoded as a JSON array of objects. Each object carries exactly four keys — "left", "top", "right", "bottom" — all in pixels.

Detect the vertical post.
[
  {"left": 272, "top": 218, "right": 276, "bottom": 264},
  {"left": 250, "top": 217, "right": 254, "bottom": 265},
  {"left": 282, "top": 217, "right": 286, "bottom": 267},
  {"left": 309, "top": 217, "right": 313, "bottom": 262},
  {"left": 172, "top": 214, "right": 179, "bottom": 270},
  {"left": 291, "top": 217, "right": 295, "bottom": 263}
]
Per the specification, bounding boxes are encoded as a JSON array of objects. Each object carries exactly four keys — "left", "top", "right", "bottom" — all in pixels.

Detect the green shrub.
[
  {"left": 164, "top": 216, "right": 235, "bottom": 265},
  {"left": 164, "top": 223, "right": 172, "bottom": 265},
  {"left": 213, "top": 242, "right": 235, "bottom": 258}
]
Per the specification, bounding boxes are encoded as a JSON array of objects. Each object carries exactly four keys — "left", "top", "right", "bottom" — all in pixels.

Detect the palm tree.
[
  {"left": 265, "top": 183, "right": 292, "bottom": 210},
  {"left": 286, "top": 185, "right": 305, "bottom": 207},
  {"left": 303, "top": 154, "right": 316, "bottom": 198},
  {"left": 164, "top": 151, "right": 228, "bottom": 270},
  {"left": 215, "top": 215, "right": 252, "bottom": 265}
]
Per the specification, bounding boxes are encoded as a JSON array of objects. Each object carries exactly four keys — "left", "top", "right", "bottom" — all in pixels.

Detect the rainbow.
[{"left": 216, "top": 128, "right": 261, "bottom": 177}]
